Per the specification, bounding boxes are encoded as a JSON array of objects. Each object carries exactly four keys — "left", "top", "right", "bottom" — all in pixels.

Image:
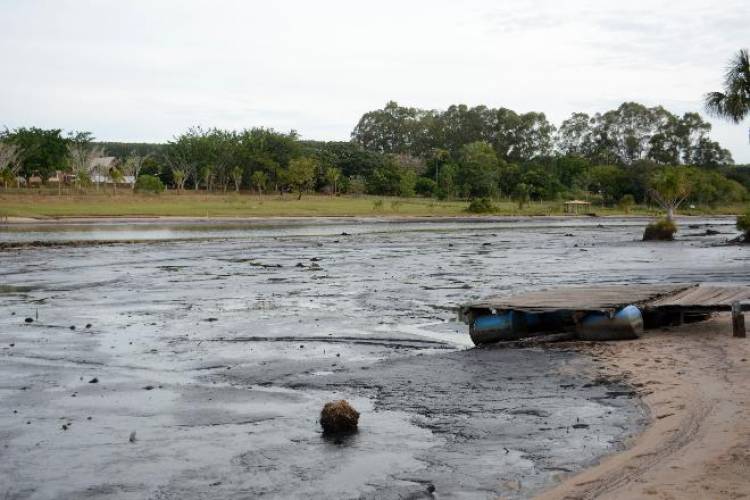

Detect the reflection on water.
[{"left": 0, "top": 216, "right": 739, "bottom": 243}]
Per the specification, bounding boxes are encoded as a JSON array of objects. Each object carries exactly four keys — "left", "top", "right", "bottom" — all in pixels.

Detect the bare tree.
[
  {"left": 165, "top": 147, "right": 194, "bottom": 191},
  {"left": 0, "top": 143, "right": 21, "bottom": 188},
  {"left": 67, "top": 137, "right": 103, "bottom": 191},
  {"left": 122, "top": 152, "right": 150, "bottom": 190}
]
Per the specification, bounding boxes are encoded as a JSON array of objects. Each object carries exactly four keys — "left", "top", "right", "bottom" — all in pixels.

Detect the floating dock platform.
[{"left": 459, "top": 283, "right": 750, "bottom": 345}]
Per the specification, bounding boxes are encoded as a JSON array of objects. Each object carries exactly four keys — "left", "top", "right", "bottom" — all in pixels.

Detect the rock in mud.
[
  {"left": 320, "top": 400, "right": 359, "bottom": 434},
  {"left": 24, "top": 317, "right": 33, "bottom": 323}
]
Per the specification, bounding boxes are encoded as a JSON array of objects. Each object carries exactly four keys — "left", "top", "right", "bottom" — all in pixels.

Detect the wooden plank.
[
  {"left": 466, "top": 284, "right": 694, "bottom": 313},
  {"left": 647, "top": 285, "right": 750, "bottom": 310}
]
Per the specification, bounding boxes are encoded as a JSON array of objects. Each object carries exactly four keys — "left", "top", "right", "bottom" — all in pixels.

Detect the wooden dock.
[{"left": 459, "top": 283, "right": 750, "bottom": 345}]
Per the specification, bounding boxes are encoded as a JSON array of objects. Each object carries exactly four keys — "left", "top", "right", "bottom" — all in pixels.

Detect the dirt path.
[{"left": 537, "top": 314, "right": 750, "bottom": 499}]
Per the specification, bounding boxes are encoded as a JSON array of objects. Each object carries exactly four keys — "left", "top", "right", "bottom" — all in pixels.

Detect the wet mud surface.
[{"left": 0, "top": 217, "right": 747, "bottom": 499}]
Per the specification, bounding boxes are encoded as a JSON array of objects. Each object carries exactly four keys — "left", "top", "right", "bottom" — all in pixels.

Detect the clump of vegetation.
[
  {"left": 466, "top": 197, "right": 496, "bottom": 214},
  {"left": 320, "top": 400, "right": 359, "bottom": 434},
  {"left": 371, "top": 199, "right": 384, "bottom": 211},
  {"left": 643, "top": 218, "right": 678, "bottom": 241},
  {"left": 134, "top": 175, "right": 165, "bottom": 194},
  {"left": 737, "top": 210, "right": 750, "bottom": 241},
  {"left": 414, "top": 177, "right": 436, "bottom": 197},
  {"left": 618, "top": 194, "right": 635, "bottom": 213},
  {"left": 511, "top": 183, "right": 531, "bottom": 210}
]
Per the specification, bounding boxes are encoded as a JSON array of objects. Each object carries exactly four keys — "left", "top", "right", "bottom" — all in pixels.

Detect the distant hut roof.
[{"left": 88, "top": 157, "right": 117, "bottom": 172}]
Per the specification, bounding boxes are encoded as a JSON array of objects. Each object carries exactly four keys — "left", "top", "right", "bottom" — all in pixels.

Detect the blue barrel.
[
  {"left": 470, "top": 311, "right": 529, "bottom": 345},
  {"left": 577, "top": 305, "right": 643, "bottom": 341}
]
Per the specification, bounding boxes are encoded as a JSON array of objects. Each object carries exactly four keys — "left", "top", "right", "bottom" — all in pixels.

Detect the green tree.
[
  {"left": 436, "top": 163, "right": 457, "bottom": 200},
  {"left": 0, "top": 167, "right": 15, "bottom": 189},
  {"left": 648, "top": 166, "right": 692, "bottom": 221},
  {"left": 414, "top": 177, "right": 437, "bottom": 197},
  {"left": 286, "top": 157, "right": 317, "bottom": 199},
  {"left": 201, "top": 165, "right": 214, "bottom": 192},
  {"left": 251, "top": 170, "right": 268, "bottom": 198},
  {"left": 231, "top": 166, "right": 243, "bottom": 192},
  {"left": 554, "top": 156, "right": 590, "bottom": 189},
  {"left": 705, "top": 49, "right": 750, "bottom": 143},
  {"left": 512, "top": 183, "right": 531, "bottom": 209},
  {"left": 2, "top": 127, "right": 69, "bottom": 182},
  {"left": 109, "top": 167, "right": 124, "bottom": 195},
  {"left": 456, "top": 141, "right": 498, "bottom": 198},
  {"left": 171, "top": 168, "right": 187, "bottom": 191},
  {"left": 618, "top": 194, "right": 636, "bottom": 213},
  {"left": 324, "top": 166, "right": 341, "bottom": 196},
  {"left": 398, "top": 169, "right": 417, "bottom": 197},
  {"left": 367, "top": 156, "right": 404, "bottom": 196}
]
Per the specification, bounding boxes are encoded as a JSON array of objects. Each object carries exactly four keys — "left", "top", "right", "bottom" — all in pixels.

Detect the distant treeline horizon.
[{"left": 1, "top": 101, "right": 749, "bottom": 207}]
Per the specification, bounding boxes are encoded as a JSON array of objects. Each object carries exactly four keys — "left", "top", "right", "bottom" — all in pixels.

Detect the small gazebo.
[{"left": 563, "top": 200, "right": 591, "bottom": 215}]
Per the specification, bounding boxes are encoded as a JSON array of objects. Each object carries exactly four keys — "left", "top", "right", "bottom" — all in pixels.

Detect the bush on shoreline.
[
  {"left": 643, "top": 218, "right": 677, "bottom": 241},
  {"left": 738, "top": 210, "right": 750, "bottom": 241},
  {"left": 134, "top": 175, "right": 165, "bottom": 194},
  {"left": 466, "top": 198, "right": 496, "bottom": 214}
]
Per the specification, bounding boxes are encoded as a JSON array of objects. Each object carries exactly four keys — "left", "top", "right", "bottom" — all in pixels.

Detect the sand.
[{"left": 537, "top": 314, "right": 750, "bottom": 500}]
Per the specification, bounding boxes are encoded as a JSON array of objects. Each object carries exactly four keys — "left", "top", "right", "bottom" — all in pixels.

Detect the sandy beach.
[{"left": 538, "top": 314, "right": 750, "bottom": 499}]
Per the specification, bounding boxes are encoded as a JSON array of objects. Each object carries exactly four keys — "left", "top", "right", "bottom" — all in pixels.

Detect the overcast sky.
[{"left": 2, "top": 0, "right": 748, "bottom": 161}]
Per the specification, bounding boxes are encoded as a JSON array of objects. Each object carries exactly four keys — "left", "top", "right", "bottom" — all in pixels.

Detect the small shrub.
[
  {"left": 738, "top": 210, "right": 750, "bottom": 240},
  {"left": 372, "top": 199, "right": 384, "bottom": 211},
  {"left": 320, "top": 400, "right": 359, "bottom": 434},
  {"left": 643, "top": 218, "right": 677, "bottom": 241},
  {"left": 348, "top": 176, "right": 366, "bottom": 195},
  {"left": 134, "top": 175, "right": 165, "bottom": 194},
  {"left": 618, "top": 194, "right": 635, "bottom": 213},
  {"left": 390, "top": 200, "right": 402, "bottom": 211},
  {"left": 466, "top": 197, "right": 496, "bottom": 214},
  {"left": 414, "top": 177, "right": 437, "bottom": 197}
]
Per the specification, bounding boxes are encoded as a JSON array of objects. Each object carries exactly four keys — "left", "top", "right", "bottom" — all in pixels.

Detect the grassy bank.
[{"left": 0, "top": 190, "right": 745, "bottom": 219}]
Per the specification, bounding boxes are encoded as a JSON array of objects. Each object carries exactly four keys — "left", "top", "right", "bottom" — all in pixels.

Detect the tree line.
[{"left": 1, "top": 101, "right": 748, "bottom": 206}]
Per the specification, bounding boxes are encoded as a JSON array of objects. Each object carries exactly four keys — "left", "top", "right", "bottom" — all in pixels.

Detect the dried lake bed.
[{"left": 0, "top": 216, "right": 747, "bottom": 499}]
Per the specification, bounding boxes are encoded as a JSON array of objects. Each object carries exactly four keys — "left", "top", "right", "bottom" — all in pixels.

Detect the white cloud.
[{"left": 1, "top": 0, "right": 748, "bottom": 160}]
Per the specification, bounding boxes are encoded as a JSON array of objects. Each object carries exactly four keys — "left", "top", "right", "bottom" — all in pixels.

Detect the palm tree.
[{"left": 704, "top": 49, "right": 750, "bottom": 143}]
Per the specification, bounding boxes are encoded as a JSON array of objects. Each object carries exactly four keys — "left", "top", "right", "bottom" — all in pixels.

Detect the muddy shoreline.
[{"left": 1, "top": 217, "right": 747, "bottom": 499}]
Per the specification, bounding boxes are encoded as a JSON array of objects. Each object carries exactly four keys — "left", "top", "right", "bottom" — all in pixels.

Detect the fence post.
[{"left": 733, "top": 302, "right": 746, "bottom": 338}]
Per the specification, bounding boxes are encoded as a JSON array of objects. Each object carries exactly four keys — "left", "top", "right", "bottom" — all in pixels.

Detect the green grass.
[{"left": 0, "top": 189, "right": 746, "bottom": 219}]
